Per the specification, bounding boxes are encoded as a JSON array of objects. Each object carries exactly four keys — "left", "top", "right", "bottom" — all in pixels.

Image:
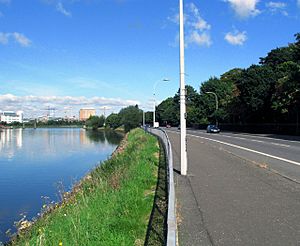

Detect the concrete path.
[{"left": 166, "top": 130, "right": 300, "bottom": 246}]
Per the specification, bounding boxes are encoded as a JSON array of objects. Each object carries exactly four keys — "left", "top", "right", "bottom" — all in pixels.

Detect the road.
[
  {"left": 164, "top": 128, "right": 300, "bottom": 245},
  {"left": 169, "top": 128, "right": 300, "bottom": 183}
]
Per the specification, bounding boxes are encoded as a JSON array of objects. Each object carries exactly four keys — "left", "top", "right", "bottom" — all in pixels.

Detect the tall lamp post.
[
  {"left": 179, "top": 0, "right": 187, "bottom": 175},
  {"left": 140, "top": 107, "right": 145, "bottom": 127},
  {"left": 153, "top": 78, "right": 170, "bottom": 127},
  {"left": 205, "top": 92, "right": 219, "bottom": 126}
]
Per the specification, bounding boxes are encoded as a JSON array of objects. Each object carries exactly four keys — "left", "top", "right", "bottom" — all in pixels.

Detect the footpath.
[{"left": 166, "top": 131, "right": 300, "bottom": 246}]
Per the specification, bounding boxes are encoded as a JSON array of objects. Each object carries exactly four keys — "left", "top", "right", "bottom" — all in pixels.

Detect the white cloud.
[
  {"left": 56, "top": 2, "right": 72, "bottom": 17},
  {"left": 168, "top": 2, "right": 212, "bottom": 48},
  {"left": 225, "top": 0, "right": 260, "bottom": 18},
  {"left": 0, "top": 94, "right": 140, "bottom": 118},
  {"left": 167, "top": 13, "right": 180, "bottom": 25},
  {"left": 0, "top": 32, "right": 31, "bottom": 47},
  {"left": 192, "top": 19, "right": 211, "bottom": 31},
  {"left": 0, "top": 32, "right": 9, "bottom": 44},
  {"left": 266, "top": 1, "right": 286, "bottom": 9},
  {"left": 266, "top": 1, "right": 288, "bottom": 15},
  {"left": 187, "top": 3, "right": 211, "bottom": 31},
  {"left": 225, "top": 31, "right": 247, "bottom": 45},
  {"left": 11, "top": 32, "right": 31, "bottom": 47},
  {"left": 188, "top": 31, "right": 212, "bottom": 47}
]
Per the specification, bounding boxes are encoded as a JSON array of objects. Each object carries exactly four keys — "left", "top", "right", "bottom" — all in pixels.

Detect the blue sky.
[{"left": 0, "top": 0, "right": 300, "bottom": 118}]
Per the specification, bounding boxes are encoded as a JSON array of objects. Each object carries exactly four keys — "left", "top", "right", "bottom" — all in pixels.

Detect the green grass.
[{"left": 11, "top": 128, "right": 159, "bottom": 246}]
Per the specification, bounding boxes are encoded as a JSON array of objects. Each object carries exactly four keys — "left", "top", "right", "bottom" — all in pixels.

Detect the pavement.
[{"left": 166, "top": 129, "right": 300, "bottom": 246}]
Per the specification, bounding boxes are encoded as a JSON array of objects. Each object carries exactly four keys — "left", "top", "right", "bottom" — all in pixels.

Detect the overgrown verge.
[{"left": 9, "top": 128, "right": 159, "bottom": 246}]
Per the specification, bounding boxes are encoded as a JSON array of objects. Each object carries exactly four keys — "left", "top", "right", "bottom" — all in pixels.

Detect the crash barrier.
[{"left": 146, "top": 127, "right": 177, "bottom": 246}]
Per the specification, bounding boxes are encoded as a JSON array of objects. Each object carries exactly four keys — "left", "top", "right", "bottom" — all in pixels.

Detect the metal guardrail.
[{"left": 146, "top": 127, "right": 177, "bottom": 246}]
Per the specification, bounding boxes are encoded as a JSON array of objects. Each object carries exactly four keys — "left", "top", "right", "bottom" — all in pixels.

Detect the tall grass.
[{"left": 11, "top": 128, "right": 159, "bottom": 246}]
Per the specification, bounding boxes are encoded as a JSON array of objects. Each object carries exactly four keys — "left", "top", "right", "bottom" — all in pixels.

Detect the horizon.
[{"left": 1, "top": 0, "right": 300, "bottom": 118}]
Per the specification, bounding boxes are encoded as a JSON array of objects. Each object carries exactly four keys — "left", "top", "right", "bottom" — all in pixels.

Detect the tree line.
[
  {"left": 90, "top": 33, "right": 299, "bottom": 135},
  {"left": 87, "top": 105, "right": 143, "bottom": 132},
  {"left": 156, "top": 33, "right": 300, "bottom": 134}
]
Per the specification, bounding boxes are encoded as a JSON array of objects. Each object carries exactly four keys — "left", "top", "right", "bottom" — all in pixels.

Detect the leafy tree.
[
  {"left": 200, "top": 76, "right": 236, "bottom": 124},
  {"left": 259, "top": 46, "right": 295, "bottom": 67},
  {"left": 86, "top": 115, "right": 105, "bottom": 130},
  {"left": 156, "top": 97, "right": 179, "bottom": 126},
  {"left": 272, "top": 61, "right": 300, "bottom": 117},
  {"left": 106, "top": 113, "right": 121, "bottom": 129},
  {"left": 119, "top": 105, "right": 142, "bottom": 132},
  {"left": 144, "top": 111, "right": 153, "bottom": 125},
  {"left": 233, "top": 65, "right": 276, "bottom": 123},
  {"left": 294, "top": 33, "right": 300, "bottom": 63}
]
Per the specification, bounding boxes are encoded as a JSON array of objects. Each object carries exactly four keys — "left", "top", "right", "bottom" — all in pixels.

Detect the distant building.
[
  {"left": 79, "top": 109, "right": 96, "bottom": 121},
  {"left": 37, "top": 115, "right": 50, "bottom": 123},
  {"left": 0, "top": 111, "right": 23, "bottom": 124}
]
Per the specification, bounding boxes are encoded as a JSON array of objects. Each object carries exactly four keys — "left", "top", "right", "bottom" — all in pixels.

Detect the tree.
[
  {"left": 106, "top": 113, "right": 121, "bottom": 129},
  {"left": 119, "top": 105, "right": 142, "bottom": 132},
  {"left": 156, "top": 97, "right": 179, "bottom": 126},
  {"left": 259, "top": 46, "right": 295, "bottom": 67},
  {"left": 86, "top": 115, "right": 105, "bottom": 130},
  {"left": 272, "top": 61, "right": 300, "bottom": 118},
  {"left": 144, "top": 111, "right": 153, "bottom": 125},
  {"left": 234, "top": 65, "right": 276, "bottom": 123},
  {"left": 200, "top": 76, "right": 236, "bottom": 124}
]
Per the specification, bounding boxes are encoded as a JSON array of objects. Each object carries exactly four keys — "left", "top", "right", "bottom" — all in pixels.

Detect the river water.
[{"left": 0, "top": 128, "right": 123, "bottom": 243}]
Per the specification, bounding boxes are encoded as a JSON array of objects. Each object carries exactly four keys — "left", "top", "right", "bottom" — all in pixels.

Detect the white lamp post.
[
  {"left": 153, "top": 78, "right": 170, "bottom": 127},
  {"left": 179, "top": 0, "right": 187, "bottom": 175}
]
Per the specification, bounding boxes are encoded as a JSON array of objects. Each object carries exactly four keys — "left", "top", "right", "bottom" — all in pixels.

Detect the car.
[{"left": 206, "top": 124, "right": 220, "bottom": 133}]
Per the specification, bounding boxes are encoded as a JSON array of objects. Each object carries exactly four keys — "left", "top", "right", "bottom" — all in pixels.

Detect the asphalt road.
[
  {"left": 165, "top": 128, "right": 300, "bottom": 245},
  {"left": 168, "top": 128, "right": 300, "bottom": 183}
]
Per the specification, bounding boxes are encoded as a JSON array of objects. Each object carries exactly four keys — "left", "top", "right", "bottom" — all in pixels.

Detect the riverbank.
[{"left": 9, "top": 128, "right": 159, "bottom": 245}]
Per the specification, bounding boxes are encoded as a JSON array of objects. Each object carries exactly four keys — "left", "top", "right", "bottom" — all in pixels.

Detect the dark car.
[{"left": 206, "top": 124, "right": 220, "bottom": 133}]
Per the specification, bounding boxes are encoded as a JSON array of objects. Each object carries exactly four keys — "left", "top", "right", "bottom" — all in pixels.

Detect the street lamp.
[
  {"left": 140, "top": 107, "right": 146, "bottom": 127},
  {"left": 153, "top": 78, "right": 170, "bottom": 127},
  {"left": 179, "top": 0, "right": 187, "bottom": 175},
  {"left": 205, "top": 91, "right": 219, "bottom": 126}
]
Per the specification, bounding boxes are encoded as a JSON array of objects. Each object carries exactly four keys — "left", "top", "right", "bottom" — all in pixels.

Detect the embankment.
[{"left": 10, "top": 128, "right": 159, "bottom": 246}]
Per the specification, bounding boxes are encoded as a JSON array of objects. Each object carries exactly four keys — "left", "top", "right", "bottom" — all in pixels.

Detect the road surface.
[{"left": 165, "top": 128, "right": 300, "bottom": 245}]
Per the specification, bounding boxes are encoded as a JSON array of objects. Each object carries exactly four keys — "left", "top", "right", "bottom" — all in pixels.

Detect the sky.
[{"left": 0, "top": 0, "right": 300, "bottom": 118}]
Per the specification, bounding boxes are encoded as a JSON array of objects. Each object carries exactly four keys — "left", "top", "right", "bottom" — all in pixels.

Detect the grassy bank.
[{"left": 11, "top": 128, "right": 159, "bottom": 246}]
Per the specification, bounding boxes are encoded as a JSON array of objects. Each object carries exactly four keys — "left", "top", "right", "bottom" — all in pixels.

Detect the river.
[{"left": 0, "top": 128, "right": 123, "bottom": 243}]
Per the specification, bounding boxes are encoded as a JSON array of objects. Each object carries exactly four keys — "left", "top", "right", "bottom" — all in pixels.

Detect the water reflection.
[
  {"left": 85, "top": 130, "right": 123, "bottom": 145},
  {"left": 0, "top": 129, "right": 23, "bottom": 159},
  {"left": 0, "top": 128, "right": 122, "bottom": 243}
]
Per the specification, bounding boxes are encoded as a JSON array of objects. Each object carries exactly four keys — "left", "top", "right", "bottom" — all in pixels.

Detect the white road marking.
[
  {"left": 221, "top": 132, "right": 300, "bottom": 145},
  {"left": 189, "top": 130, "right": 291, "bottom": 148},
  {"left": 250, "top": 139, "right": 264, "bottom": 143},
  {"left": 271, "top": 143, "right": 291, "bottom": 147},
  {"left": 185, "top": 133, "right": 300, "bottom": 167}
]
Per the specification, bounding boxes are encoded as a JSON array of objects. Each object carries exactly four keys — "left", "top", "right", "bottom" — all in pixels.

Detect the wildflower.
[
  {"left": 59, "top": 242, "right": 63, "bottom": 246},
  {"left": 42, "top": 204, "right": 47, "bottom": 209}
]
